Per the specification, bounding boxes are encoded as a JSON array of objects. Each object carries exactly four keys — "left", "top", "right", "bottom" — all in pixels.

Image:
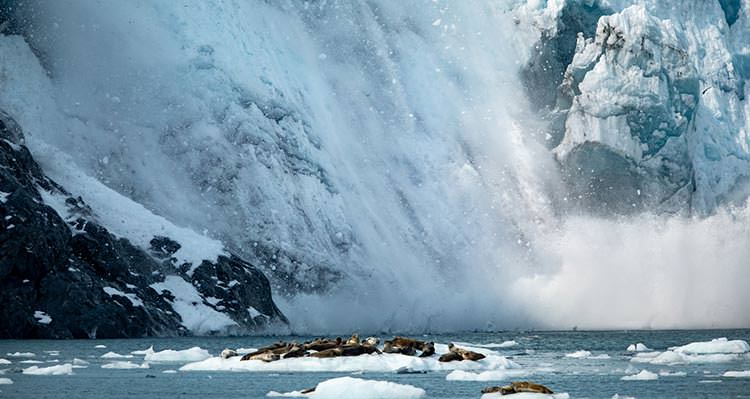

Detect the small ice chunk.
[
  {"left": 43, "top": 351, "right": 60, "bottom": 356},
  {"left": 267, "top": 376, "right": 425, "bottom": 398},
  {"left": 143, "top": 347, "right": 211, "bottom": 362},
  {"left": 0, "top": 377, "right": 13, "bottom": 385},
  {"left": 22, "top": 364, "right": 74, "bottom": 375},
  {"left": 621, "top": 370, "right": 658, "bottom": 381},
  {"left": 72, "top": 358, "right": 89, "bottom": 368},
  {"left": 162, "top": 369, "right": 178, "bottom": 374},
  {"left": 723, "top": 370, "right": 750, "bottom": 377},
  {"left": 33, "top": 311, "right": 52, "bottom": 324},
  {"left": 101, "top": 361, "right": 150, "bottom": 369},
  {"left": 565, "top": 350, "right": 592, "bottom": 358},
  {"left": 94, "top": 345, "right": 107, "bottom": 349},
  {"left": 0, "top": 359, "right": 11, "bottom": 364},
  {"left": 101, "top": 352, "right": 133, "bottom": 359},
  {"left": 626, "top": 343, "right": 651, "bottom": 352},
  {"left": 20, "top": 360, "right": 44, "bottom": 364},
  {"left": 6, "top": 352, "right": 35, "bottom": 358}
]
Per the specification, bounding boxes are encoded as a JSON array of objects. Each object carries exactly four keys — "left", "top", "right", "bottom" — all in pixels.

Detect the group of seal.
[
  {"left": 481, "top": 381, "right": 554, "bottom": 395},
  {"left": 219, "top": 334, "right": 485, "bottom": 363}
]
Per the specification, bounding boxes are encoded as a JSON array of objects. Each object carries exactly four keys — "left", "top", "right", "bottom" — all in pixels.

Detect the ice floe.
[
  {"left": 671, "top": 338, "right": 749, "bottom": 355},
  {"left": 181, "top": 348, "right": 519, "bottom": 373},
  {"left": 101, "top": 352, "right": 134, "bottom": 359},
  {"left": 0, "top": 378, "right": 12, "bottom": 385},
  {"left": 631, "top": 338, "right": 750, "bottom": 365},
  {"left": 142, "top": 346, "right": 211, "bottom": 362},
  {"left": 162, "top": 369, "right": 178, "bottom": 374},
  {"left": 626, "top": 343, "right": 651, "bottom": 352},
  {"left": 19, "top": 360, "right": 43, "bottom": 364},
  {"left": 621, "top": 370, "right": 658, "bottom": 381},
  {"left": 266, "top": 376, "right": 425, "bottom": 398},
  {"left": 22, "top": 364, "right": 74, "bottom": 375},
  {"left": 102, "top": 361, "right": 150, "bottom": 369},
  {"left": 6, "top": 352, "right": 35, "bottom": 358},
  {"left": 94, "top": 345, "right": 107, "bottom": 349},
  {"left": 72, "top": 358, "right": 89, "bottom": 368},
  {"left": 564, "top": 350, "right": 591, "bottom": 358},
  {"left": 445, "top": 369, "right": 530, "bottom": 381},
  {"left": 0, "top": 359, "right": 10, "bottom": 365},
  {"left": 723, "top": 370, "right": 750, "bottom": 377}
]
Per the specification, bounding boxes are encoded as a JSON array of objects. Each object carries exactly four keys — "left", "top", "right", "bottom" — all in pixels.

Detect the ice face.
[{"left": 1, "top": 0, "right": 749, "bottom": 333}]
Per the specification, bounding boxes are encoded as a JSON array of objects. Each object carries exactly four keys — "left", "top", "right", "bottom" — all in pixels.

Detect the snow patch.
[
  {"left": 103, "top": 287, "right": 144, "bottom": 307},
  {"left": 33, "top": 311, "right": 52, "bottom": 324},
  {"left": 150, "top": 276, "right": 236, "bottom": 334}
]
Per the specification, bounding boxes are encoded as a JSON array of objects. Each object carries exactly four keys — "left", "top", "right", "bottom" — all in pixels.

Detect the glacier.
[{"left": 0, "top": 0, "right": 749, "bottom": 334}]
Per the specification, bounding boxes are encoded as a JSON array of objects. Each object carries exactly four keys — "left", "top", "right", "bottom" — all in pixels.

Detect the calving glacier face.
[
  {"left": 1, "top": 0, "right": 749, "bottom": 332},
  {"left": 525, "top": 0, "right": 750, "bottom": 214}
]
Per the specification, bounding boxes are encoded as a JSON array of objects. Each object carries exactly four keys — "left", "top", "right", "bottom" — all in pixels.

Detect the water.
[{"left": 1, "top": 330, "right": 749, "bottom": 398}]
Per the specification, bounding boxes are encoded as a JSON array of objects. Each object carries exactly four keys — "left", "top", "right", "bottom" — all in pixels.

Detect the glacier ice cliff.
[{"left": 0, "top": 0, "right": 749, "bottom": 334}]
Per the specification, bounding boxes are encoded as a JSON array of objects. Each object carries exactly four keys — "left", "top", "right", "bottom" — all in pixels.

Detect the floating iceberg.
[
  {"left": 626, "top": 343, "right": 651, "bottom": 352},
  {"left": 22, "top": 364, "right": 74, "bottom": 375},
  {"left": 101, "top": 361, "right": 150, "bottom": 369},
  {"left": 142, "top": 346, "right": 211, "bottom": 363},
  {"left": 723, "top": 370, "right": 750, "bottom": 378},
  {"left": 267, "top": 377, "right": 425, "bottom": 398},
  {"left": 621, "top": 370, "right": 658, "bottom": 381}
]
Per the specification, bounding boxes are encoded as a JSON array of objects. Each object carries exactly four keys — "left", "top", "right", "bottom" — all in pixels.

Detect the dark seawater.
[{"left": 1, "top": 330, "right": 749, "bottom": 398}]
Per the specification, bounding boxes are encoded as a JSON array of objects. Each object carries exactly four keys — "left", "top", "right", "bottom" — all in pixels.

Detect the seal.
[
  {"left": 220, "top": 348, "right": 238, "bottom": 359},
  {"left": 481, "top": 381, "right": 553, "bottom": 395}
]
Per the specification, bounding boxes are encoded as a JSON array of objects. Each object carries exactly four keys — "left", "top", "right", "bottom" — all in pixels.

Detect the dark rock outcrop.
[{"left": 0, "top": 111, "right": 286, "bottom": 338}]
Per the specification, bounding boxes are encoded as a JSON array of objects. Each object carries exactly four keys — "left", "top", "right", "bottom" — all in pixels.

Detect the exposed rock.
[{"left": 0, "top": 111, "right": 286, "bottom": 338}]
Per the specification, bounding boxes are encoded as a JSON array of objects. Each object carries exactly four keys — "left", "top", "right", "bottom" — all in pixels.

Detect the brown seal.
[{"left": 481, "top": 381, "right": 553, "bottom": 395}]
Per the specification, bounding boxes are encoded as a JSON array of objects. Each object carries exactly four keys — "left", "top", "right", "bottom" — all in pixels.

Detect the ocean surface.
[{"left": 1, "top": 330, "right": 749, "bottom": 398}]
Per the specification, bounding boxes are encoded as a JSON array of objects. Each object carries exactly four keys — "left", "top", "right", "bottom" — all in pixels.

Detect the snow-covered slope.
[{"left": 1, "top": 0, "right": 749, "bottom": 332}]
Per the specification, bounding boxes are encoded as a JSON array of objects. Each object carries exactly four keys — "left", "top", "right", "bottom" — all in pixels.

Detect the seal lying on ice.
[{"left": 481, "top": 381, "right": 553, "bottom": 395}]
